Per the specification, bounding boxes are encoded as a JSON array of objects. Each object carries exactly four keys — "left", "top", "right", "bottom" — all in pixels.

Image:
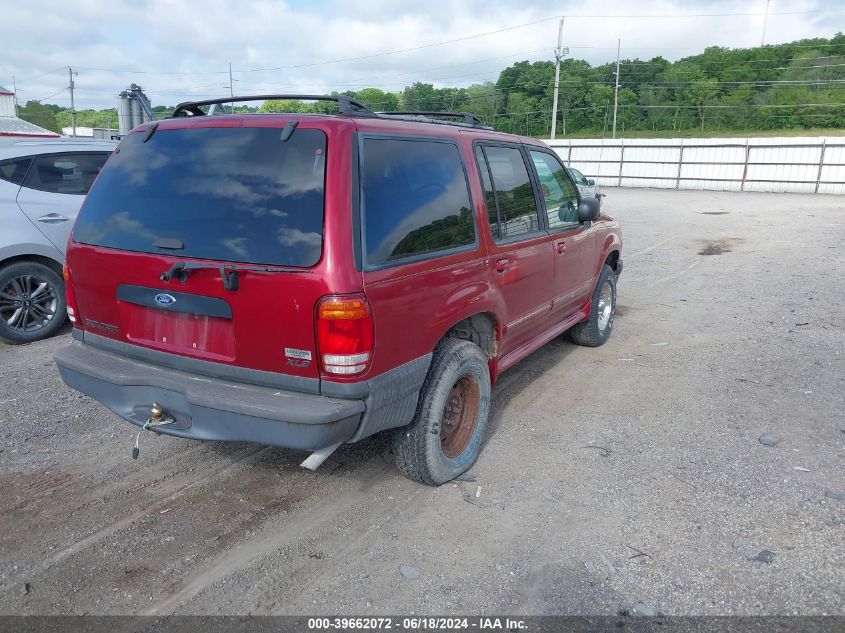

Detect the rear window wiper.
[
  {"left": 160, "top": 261, "right": 307, "bottom": 291},
  {"left": 142, "top": 122, "right": 159, "bottom": 143}
]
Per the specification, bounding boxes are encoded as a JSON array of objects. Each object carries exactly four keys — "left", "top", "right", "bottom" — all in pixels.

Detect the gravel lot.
[{"left": 1, "top": 188, "right": 843, "bottom": 616}]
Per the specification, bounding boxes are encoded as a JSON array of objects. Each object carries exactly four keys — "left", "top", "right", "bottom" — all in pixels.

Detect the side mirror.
[
  {"left": 587, "top": 179, "right": 595, "bottom": 186},
  {"left": 578, "top": 197, "right": 600, "bottom": 222}
]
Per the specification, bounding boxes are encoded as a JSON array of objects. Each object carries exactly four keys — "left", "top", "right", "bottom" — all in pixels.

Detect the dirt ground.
[{"left": 1, "top": 188, "right": 843, "bottom": 616}]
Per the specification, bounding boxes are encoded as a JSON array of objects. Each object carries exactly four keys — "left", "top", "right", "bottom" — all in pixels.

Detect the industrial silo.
[
  {"left": 117, "top": 91, "right": 133, "bottom": 135},
  {"left": 116, "top": 84, "right": 155, "bottom": 135}
]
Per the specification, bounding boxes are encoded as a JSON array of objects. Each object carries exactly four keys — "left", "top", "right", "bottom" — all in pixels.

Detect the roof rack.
[
  {"left": 377, "top": 110, "right": 492, "bottom": 129},
  {"left": 169, "top": 95, "right": 493, "bottom": 130},
  {"left": 170, "top": 94, "right": 376, "bottom": 118}
]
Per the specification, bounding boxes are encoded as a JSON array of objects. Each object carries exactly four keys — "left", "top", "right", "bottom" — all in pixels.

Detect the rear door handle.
[
  {"left": 36, "top": 213, "right": 69, "bottom": 224},
  {"left": 495, "top": 258, "right": 510, "bottom": 273},
  {"left": 555, "top": 241, "right": 567, "bottom": 254}
]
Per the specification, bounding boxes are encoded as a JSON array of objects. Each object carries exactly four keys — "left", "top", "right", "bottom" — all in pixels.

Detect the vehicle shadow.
[
  {"left": 0, "top": 319, "right": 72, "bottom": 350},
  {"left": 198, "top": 420, "right": 393, "bottom": 482},
  {"left": 198, "top": 333, "right": 578, "bottom": 480},
  {"left": 486, "top": 333, "right": 577, "bottom": 440},
  {"left": 57, "top": 319, "right": 73, "bottom": 336}
]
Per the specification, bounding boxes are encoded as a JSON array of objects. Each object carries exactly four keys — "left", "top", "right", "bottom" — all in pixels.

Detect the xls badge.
[{"left": 285, "top": 348, "right": 312, "bottom": 368}]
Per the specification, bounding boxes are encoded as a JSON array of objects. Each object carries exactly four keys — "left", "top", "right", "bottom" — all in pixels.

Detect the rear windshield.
[{"left": 74, "top": 126, "right": 326, "bottom": 267}]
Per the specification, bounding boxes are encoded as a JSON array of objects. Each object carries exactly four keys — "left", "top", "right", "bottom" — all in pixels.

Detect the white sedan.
[{"left": 0, "top": 138, "right": 116, "bottom": 343}]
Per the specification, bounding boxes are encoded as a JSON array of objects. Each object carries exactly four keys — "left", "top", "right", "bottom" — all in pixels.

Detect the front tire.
[
  {"left": 393, "top": 338, "right": 491, "bottom": 486},
  {"left": 0, "top": 261, "right": 66, "bottom": 344},
  {"left": 569, "top": 264, "right": 616, "bottom": 347}
]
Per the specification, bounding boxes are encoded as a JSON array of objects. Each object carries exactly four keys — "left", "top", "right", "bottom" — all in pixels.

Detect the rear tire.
[
  {"left": 0, "top": 261, "right": 66, "bottom": 344},
  {"left": 392, "top": 338, "right": 491, "bottom": 486},
  {"left": 569, "top": 264, "right": 616, "bottom": 347}
]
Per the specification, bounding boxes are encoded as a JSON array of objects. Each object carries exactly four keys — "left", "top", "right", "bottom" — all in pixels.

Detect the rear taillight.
[
  {"left": 316, "top": 294, "right": 374, "bottom": 376},
  {"left": 63, "top": 264, "right": 80, "bottom": 326}
]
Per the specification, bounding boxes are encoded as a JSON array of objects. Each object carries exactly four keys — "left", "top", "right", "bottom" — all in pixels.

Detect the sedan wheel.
[{"left": 0, "top": 262, "right": 66, "bottom": 344}]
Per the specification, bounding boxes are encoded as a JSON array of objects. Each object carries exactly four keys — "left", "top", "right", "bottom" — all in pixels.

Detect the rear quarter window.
[
  {"left": 24, "top": 153, "right": 109, "bottom": 195},
  {"left": 73, "top": 127, "right": 326, "bottom": 267},
  {"left": 0, "top": 157, "right": 32, "bottom": 186},
  {"left": 361, "top": 138, "right": 475, "bottom": 267}
]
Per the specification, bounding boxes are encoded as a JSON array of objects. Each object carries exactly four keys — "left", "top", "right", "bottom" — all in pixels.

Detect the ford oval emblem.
[{"left": 154, "top": 293, "right": 176, "bottom": 306}]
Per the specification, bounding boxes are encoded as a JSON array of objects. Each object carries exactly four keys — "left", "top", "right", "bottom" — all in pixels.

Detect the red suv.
[{"left": 54, "top": 95, "right": 622, "bottom": 486}]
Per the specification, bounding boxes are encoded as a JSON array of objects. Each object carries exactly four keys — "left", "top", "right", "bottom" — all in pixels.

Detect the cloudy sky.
[{"left": 2, "top": 0, "right": 844, "bottom": 110}]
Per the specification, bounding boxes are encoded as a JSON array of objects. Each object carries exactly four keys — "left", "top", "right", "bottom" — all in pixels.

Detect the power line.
[
  {"left": 236, "top": 17, "right": 564, "bottom": 73},
  {"left": 622, "top": 78, "right": 845, "bottom": 86},
  {"left": 567, "top": 10, "right": 844, "bottom": 18},
  {"left": 617, "top": 60, "right": 845, "bottom": 74},
  {"left": 75, "top": 61, "right": 844, "bottom": 100},
  {"left": 69, "top": 68, "right": 845, "bottom": 104},
  {"left": 34, "top": 87, "right": 67, "bottom": 103},
  {"left": 69, "top": 18, "right": 561, "bottom": 78},
  {"left": 492, "top": 109, "right": 845, "bottom": 123},
  {"left": 75, "top": 66, "right": 229, "bottom": 76},
  {"left": 231, "top": 48, "right": 551, "bottom": 91},
  {"left": 62, "top": 9, "right": 845, "bottom": 78},
  {"left": 223, "top": 56, "right": 845, "bottom": 93},
  {"left": 619, "top": 54, "right": 845, "bottom": 67},
  {"left": 568, "top": 41, "right": 845, "bottom": 52},
  {"left": 617, "top": 103, "right": 845, "bottom": 109},
  {"left": 13, "top": 66, "right": 67, "bottom": 85},
  {"left": 65, "top": 41, "right": 845, "bottom": 82}
]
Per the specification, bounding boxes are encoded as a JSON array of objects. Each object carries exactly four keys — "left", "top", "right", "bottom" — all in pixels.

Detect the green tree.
[
  {"left": 259, "top": 98, "right": 312, "bottom": 113},
  {"left": 18, "top": 101, "right": 60, "bottom": 133},
  {"left": 56, "top": 108, "right": 119, "bottom": 130},
  {"left": 463, "top": 82, "right": 500, "bottom": 126},
  {"left": 350, "top": 88, "right": 399, "bottom": 111},
  {"left": 401, "top": 83, "right": 444, "bottom": 111}
]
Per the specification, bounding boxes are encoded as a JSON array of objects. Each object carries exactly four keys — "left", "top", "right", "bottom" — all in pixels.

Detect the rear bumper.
[{"left": 54, "top": 341, "right": 365, "bottom": 451}]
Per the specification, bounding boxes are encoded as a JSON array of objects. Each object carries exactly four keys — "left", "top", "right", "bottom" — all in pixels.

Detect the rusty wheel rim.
[{"left": 440, "top": 374, "right": 481, "bottom": 458}]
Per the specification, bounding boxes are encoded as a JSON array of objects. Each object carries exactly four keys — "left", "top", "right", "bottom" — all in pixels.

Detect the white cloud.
[
  {"left": 2, "top": 0, "right": 843, "bottom": 110},
  {"left": 220, "top": 237, "right": 250, "bottom": 259},
  {"left": 277, "top": 227, "right": 321, "bottom": 248}
]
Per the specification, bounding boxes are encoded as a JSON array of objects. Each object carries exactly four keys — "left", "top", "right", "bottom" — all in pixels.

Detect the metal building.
[{"left": 0, "top": 86, "right": 61, "bottom": 141}]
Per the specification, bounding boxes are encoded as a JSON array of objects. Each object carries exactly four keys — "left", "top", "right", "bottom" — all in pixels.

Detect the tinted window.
[
  {"left": 0, "top": 157, "right": 32, "bottom": 186},
  {"left": 362, "top": 138, "right": 474, "bottom": 266},
  {"left": 482, "top": 146, "right": 540, "bottom": 240},
  {"left": 474, "top": 146, "right": 499, "bottom": 239},
  {"left": 74, "top": 127, "right": 327, "bottom": 267},
  {"left": 530, "top": 151, "right": 580, "bottom": 229},
  {"left": 24, "top": 153, "right": 109, "bottom": 195}
]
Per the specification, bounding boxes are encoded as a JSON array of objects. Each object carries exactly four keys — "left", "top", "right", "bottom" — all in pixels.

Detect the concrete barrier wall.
[{"left": 545, "top": 136, "right": 845, "bottom": 194}]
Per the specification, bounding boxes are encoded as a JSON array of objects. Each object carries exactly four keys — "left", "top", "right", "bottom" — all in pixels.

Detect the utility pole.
[
  {"left": 67, "top": 67, "right": 77, "bottom": 137},
  {"left": 229, "top": 62, "right": 234, "bottom": 113},
  {"left": 12, "top": 75, "right": 18, "bottom": 117},
  {"left": 761, "top": 0, "right": 771, "bottom": 46},
  {"left": 612, "top": 38, "right": 621, "bottom": 139},
  {"left": 550, "top": 17, "right": 568, "bottom": 140}
]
